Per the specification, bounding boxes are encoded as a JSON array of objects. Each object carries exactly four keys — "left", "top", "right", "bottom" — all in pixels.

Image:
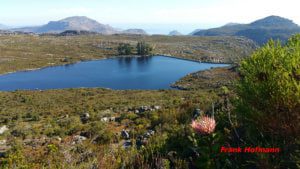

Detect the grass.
[
  {"left": 172, "top": 67, "right": 240, "bottom": 90},
  {"left": 0, "top": 89, "right": 217, "bottom": 123},
  {"left": 0, "top": 34, "right": 254, "bottom": 168},
  {"left": 0, "top": 88, "right": 220, "bottom": 168}
]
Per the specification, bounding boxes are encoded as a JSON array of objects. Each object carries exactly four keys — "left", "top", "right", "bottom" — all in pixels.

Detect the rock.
[
  {"left": 0, "top": 125, "right": 8, "bottom": 134},
  {"left": 153, "top": 106, "right": 161, "bottom": 110},
  {"left": 109, "top": 117, "right": 116, "bottom": 122},
  {"left": 138, "top": 106, "right": 152, "bottom": 113},
  {"left": 54, "top": 136, "right": 62, "bottom": 142},
  {"left": 73, "top": 135, "right": 87, "bottom": 144},
  {"left": 144, "top": 132, "right": 151, "bottom": 138},
  {"left": 101, "top": 117, "right": 116, "bottom": 122},
  {"left": 193, "top": 108, "right": 202, "bottom": 118},
  {"left": 123, "top": 140, "right": 132, "bottom": 148},
  {"left": 137, "top": 137, "right": 148, "bottom": 147},
  {"left": 148, "top": 130, "right": 155, "bottom": 135},
  {"left": 80, "top": 113, "right": 90, "bottom": 123},
  {"left": 0, "top": 140, "right": 6, "bottom": 145},
  {"left": 101, "top": 117, "right": 109, "bottom": 122},
  {"left": 121, "top": 129, "right": 130, "bottom": 140}
]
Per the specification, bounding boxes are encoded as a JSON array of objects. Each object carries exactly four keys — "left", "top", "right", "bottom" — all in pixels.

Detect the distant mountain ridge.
[
  {"left": 249, "top": 16, "right": 298, "bottom": 28},
  {"left": 169, "top": 30, "right": 182, "bottom": 36},
  {"left": 192, "top": 16, "right": 300, "bottom": 44},
  {"left": 11, "top": 16, "right": 117, "bottom": 34},
  {"left": 9, "top": 16, "right": 150, "bottom": 35},
  {"left": 189, "top": 29, "right": 202, "bottom": 35}
]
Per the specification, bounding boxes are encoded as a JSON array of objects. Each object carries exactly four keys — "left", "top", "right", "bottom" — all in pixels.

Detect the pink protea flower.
[{"left": 191, "top": 116, "right": 216, "bottom": 134}]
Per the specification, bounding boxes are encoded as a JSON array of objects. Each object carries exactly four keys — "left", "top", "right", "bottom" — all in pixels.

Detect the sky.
[{"left": 0, "top": 0, "right": 300, "bottom": 34}]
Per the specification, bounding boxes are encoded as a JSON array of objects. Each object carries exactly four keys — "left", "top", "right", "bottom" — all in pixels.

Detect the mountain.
[
  {"left": 192, "top": 16, "right": 300, "bottom": 45},
  {"left": 169, "top": 30, "right": 182, "bottom": 36},
  {"left": 122, "top": 29, "right": 147, "bottom": 35},
  {"left": 11, "top": 16, "right": 117, "bottom": 34},
  {"left": 189, "top": 29, "right": 203, "bottom": 35},
  {"left": 249, "top": 16, "right": 299, "bottom": 28},
  {"left": 223, "top": 23, "right": 241, "bottom": 27},
  {"left": 11, "top": 26, "right": 40, "bottom": 33}
]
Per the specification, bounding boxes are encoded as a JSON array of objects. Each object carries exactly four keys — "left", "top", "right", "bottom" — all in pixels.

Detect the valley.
[{"left": 0, "top": 12, "right": 299, "bottom": 169}]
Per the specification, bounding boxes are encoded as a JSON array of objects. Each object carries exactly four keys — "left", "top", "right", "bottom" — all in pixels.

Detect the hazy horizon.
[
  {"left": 3, "top": 22, "right": 217, "bottom": 35},
  {"left": 1, "top": 0, "right": 300, "bottom": 34}
]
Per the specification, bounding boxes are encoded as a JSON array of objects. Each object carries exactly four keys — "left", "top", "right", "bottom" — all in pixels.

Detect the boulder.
[
  {"left": 0, "top": 125, "right": 8, "bottom": 135},
  {"left": 121, "top": 129, "right": 130, "bottom": 139},
  {"left": 153, "top": 106, "right": 161, "bottom": 110},
  {"left": 101, "top": 117, "right": 109, "bottom": 122},
  {"left": 123, "top": 140, "right": 132, "bottom": 149},
  {"left": 0, "top": 140, "right": 6, "bottom": 145},
  {"left": 80, "top": 113, "right": 90, "bottom": 123},
  {"left": 73, "top": 135, "right": 87, "bottom": 144}
]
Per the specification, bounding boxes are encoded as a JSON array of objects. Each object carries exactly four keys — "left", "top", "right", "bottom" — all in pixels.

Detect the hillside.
[
  {"left": 0, "top": 34, "right": 257, "bottom": 74},
  {"left": 11, "top": 16, "right": 117, "bottom": 34},
  {"left": 193, "top": 15, "right": 300, "bottom": 45}
]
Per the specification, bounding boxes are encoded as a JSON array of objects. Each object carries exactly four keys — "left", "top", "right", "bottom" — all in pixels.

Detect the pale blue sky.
[{"left": 0, "top": 0, "right": 299, "bottom": 34}]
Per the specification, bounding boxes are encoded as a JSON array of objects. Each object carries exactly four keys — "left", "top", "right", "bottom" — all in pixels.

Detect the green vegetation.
[
  {"left": 117, "top": 41, "right": 153, "bottom": 56},
  {"left": 0, "top": 89, "right": 220, "bottom": 168},
  {"left": 0, "top": 34, "right": 299, "bottom": 168},
  {"left": 117, "top": 43, "right": 133, "bottom": 55},
  {"left": 235, "top": 35, "right": 300, "bottom": 168},
  {"left": 137, "top": 41, "right": 153, "bottom": 55},
  {"left": 0, "top": 34, "right": 256, "bottom": 75},
  {"left": 172, "top": 67, "right": 239, "bottom": 90}
]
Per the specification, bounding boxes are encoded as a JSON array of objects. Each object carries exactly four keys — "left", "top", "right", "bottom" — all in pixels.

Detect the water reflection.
[
  {"left": 117, "top": 56, "right": 153, "bottom": 72},
  {"left": 0, "top": 56, "right": 229, "bottom": 91}
]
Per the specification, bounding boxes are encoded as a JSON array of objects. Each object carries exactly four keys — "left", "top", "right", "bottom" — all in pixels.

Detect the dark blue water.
[{"left": 0, "top": 56, "right": 228, "bottom": 91}]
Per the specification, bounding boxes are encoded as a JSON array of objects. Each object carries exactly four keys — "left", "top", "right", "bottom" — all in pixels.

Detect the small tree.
[
  {"left": 137, "top": 41, "right": 153, "bottom": 55},
  {"left": 236, "top": 34, "right": 300, "bottom": 168},
  {"left": 117, "top": 43, "right": 133, "bottom": 55}
]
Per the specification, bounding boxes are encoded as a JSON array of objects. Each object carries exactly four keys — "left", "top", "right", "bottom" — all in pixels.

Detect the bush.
[
  {"left": 117, "top": 43, "right": 133, "bottom": 55},
  {"left": 236, "top": 34, "right": 300, "bottom": 168},
  {"left": 85, "top": 122, "right": 113, "bottom": 144},
  {"left": 137, "top": 41, "right": 153, "bottom": 55}
]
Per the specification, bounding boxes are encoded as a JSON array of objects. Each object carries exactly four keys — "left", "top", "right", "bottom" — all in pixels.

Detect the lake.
[{"left": 0, "top": 56, "right": 228, "bottom": 91}]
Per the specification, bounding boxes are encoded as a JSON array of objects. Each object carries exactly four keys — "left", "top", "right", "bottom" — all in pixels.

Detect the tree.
[
  {"left": 117, "top": 43, "right": 133, "bottom": 55},
  {"left": 236, "top": 34, "right": 300, "bottom": 168},
  {"left": 137, "top": 41, "right": 153, "bottom": 55}
]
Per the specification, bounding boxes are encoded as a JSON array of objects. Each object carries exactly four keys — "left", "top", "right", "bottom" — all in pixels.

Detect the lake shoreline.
[
  {"left": 0, "top": 55, "right": 232, "bottom": 76},
  {"left": 0, "top": 56, "right": 229, "bottom": 91}
]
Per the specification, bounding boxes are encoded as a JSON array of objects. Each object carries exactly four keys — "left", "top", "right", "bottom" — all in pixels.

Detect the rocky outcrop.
[{"left": 122, "top": 29, "right": 147, "bottom": 35}]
